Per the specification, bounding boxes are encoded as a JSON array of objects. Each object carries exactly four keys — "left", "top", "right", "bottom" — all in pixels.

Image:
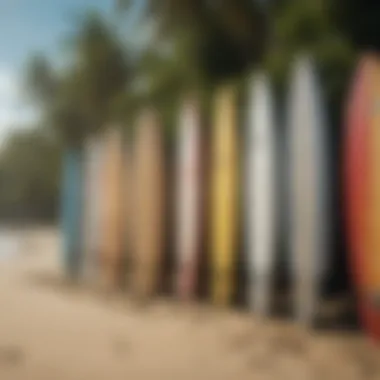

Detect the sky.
[{"left": 0, "top": 0, "right": 120, "bottom": 141}]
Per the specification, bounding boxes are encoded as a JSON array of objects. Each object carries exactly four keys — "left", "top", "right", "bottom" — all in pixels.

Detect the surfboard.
[
  {"left": 367, "top": 58, "right": 380, "bottom": 341},
  {"left": 132, "top": 109, "right": 165, "bottom": 300},
  {"left": 346, "top": 55, "right": 380, "bottom": 341},
  {"left": 287, "top": 55, "right": 330, "bottom": 324},
  {"left": 246, "top": 72, "right": 277, "bottom": 315},
  {"left": 175, "top": 96, "right": 202, "bottom": 300},
  {"left": 210, "top": 86, "right": 239, "bottom": 306},
  {"left": 101, "top": 128, "right": 124, "bottom": 289},
  {"left": 61, "top": 147, "right": 83, "bottom": 279},
  {"left": 82, "top": 134, "right": 105, "bottom": 284},
  {"left": 123, "top": 137, "right": 132, "bottom": 286}
]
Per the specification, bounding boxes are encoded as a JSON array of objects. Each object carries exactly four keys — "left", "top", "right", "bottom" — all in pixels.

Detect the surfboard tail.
[
  {"left": 294, "top": 276, "right": 319, "bottom": 326},
  {"left": 61, "top": 148, "right": 83, "bottom": 280},
  {"left": 360, "top": 302, "right": 380, "bottom": 342},
  {"left": 176, "top": 261, "right": 197, "bottom": 300},
  {"left": 212, "top": 268, "right": 234, "bottom": 306},
  {"left": 133, "top": 262, "right": 159, "bottom": 300},
  {"left": 251, "top": 273, "right": 271, "bottom": 316}
]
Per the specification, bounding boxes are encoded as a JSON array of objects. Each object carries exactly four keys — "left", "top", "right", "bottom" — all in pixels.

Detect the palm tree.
[{"left": 25, "top": 11, "right": 131, "bottom": 145}]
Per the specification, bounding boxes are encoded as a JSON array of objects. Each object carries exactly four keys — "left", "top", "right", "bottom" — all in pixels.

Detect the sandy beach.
[{"left": 0, "top": 227, "right": 379, "bottom": 380}]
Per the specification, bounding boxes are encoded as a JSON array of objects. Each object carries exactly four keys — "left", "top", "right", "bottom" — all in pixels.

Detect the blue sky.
[
  {"left": 0, "top": 0, "right": 112, "bottom": 69},
  {"left": 0, "top": 0, "right": 140, "bottom": 140}
]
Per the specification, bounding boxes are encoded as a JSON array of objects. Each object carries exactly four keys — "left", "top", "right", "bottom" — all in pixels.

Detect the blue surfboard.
[{"left": 61, "top": 147, "right": 83, "bottom": 279}]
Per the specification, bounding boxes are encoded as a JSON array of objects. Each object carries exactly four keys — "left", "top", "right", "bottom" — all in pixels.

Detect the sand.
[{"left": 0, "top": 227, "right": 379, "bottom": 380}]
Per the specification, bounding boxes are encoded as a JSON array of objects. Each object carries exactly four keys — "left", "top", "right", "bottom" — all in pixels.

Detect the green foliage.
[
  {"left": 71, "top": 12, "right": 130, "bottom": 132},
  {"left": 263, "top": 0, "right": 356, "bottom": 125},
  {"left": 114, "top": 0, "right": 357, "bottom": 141},
  {"left": 25, "top": 11, "right": 130, "bottom": 146},
  {"left": 25, "top": 54, "right": 58, "bottom": 105},
  {"left": 0, "top": 128, "right": 62, "bottom": 221},
  {"left": 16, "top": 11, "right": 131, "bottom": 221},
  {"left": 13, "top": 0, "right": 377, "bottom": 221},
  {"left": 119, "top": 0, "right": 267, "bottom": 81},
  {"left": 331, "top": 1, "right": 380, "bottom": 51}
]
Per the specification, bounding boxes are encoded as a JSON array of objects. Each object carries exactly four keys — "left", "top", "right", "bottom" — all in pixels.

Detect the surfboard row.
[{"left": 60, "top": 54, "right": 380, "bottom": 341}]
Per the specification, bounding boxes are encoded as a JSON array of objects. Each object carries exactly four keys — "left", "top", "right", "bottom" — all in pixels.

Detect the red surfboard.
[{"left": 344, "top": 54, "right": 380, "bottom": 341}]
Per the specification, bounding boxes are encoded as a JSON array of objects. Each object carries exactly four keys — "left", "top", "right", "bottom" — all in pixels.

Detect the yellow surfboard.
[
  {"left": 210, "top": 86, "right": 239, "bottom": 305},
  {"left": 101, "top": 127, "right": 124, "bottom": 290}
]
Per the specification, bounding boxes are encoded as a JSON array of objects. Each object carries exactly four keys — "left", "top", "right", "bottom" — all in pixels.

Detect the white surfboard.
[
  {"left": 175, "top": 96, "right": 202, "bottom": 300},
  {"left": 82, "top": 134, "right": 105, "bottom": 284},
  {"left": 246, "top": 72, "right": 277, "bottom": 315},
  {"left": 287, "top": 55, "right": 329, "bottom": 325}
]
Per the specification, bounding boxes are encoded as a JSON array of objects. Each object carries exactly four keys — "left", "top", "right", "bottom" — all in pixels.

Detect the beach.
[{"left": 0, "top": 227, "right": 378, "bottom": 380}]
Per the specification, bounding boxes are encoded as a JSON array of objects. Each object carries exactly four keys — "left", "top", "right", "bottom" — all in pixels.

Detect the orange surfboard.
[
  {"left": 132, "top": 109, "right": 165, "bottom": 300},
  {"left": 101, "top": 127, "right": 124, "bottom": 289},
  {"left": 345, "top": 55, "right": 380, "bottom": 341},
  {"left": 366, "top": 58, "right": 380, "bottom": 340}
]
